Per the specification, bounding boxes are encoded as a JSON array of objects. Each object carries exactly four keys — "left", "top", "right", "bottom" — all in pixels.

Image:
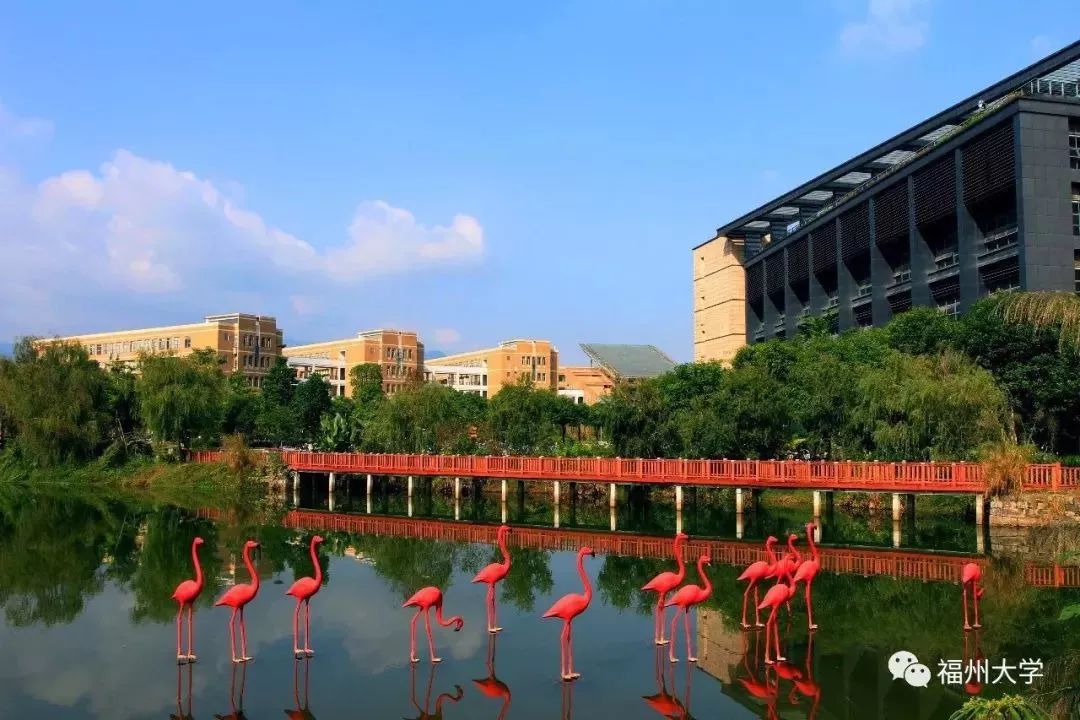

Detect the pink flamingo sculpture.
[
  {"left": 737, "top": 536, "right": 779, "bottom": 629},
  {"left": 642, "top": 532, "right": 688, "bottom": 644},
  {"left": 472, "top": 634, "right": 511, "bottom": 720},
  {"left": 404, "top": 586, "right": 464, "bottom": 664},
  {"left": 757, "top": 578, "right": 797, "bottom": 664},
  {"left": 961, "top": 562, "right": 984, "bottom": 630},
  {"left": 792, "top": 522, "right": 821, "bottom": 630},
  {"left": 472, "top": 524, "right": 512, "bottom": 633},
  {"left": 286, "top": 535, "right": 325, "bottom": 657},
  {"left": 172, "top": 536, "right": 205, "bottom": 663},
  {"left": 214, "top": 539, "right": 261, "bottom": 664},
  {"left": 665, "top": 554, "right": 713, "bottom": 663},
  {"left": 542, "top": 545, "right": 595, "bottom": 681}
]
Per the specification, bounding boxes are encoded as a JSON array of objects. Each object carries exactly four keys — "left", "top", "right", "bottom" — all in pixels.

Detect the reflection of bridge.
[{"left": 195, "top": 507, "right": 1080, "bottom": 588}]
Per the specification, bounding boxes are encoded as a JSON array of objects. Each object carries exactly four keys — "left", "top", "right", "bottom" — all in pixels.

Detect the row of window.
[
  {"left": 520, "top": 355, "right": 548, "bottom": 366},
  {"left": 242, "top": 354, "right": 272, "bottom": 369},
  {"left": 1072, "top": 186, "right": 1079, "bottom": 237},
  {"left": 87, "top": 336, "right": 194, "bottom": 356},
  {"left": 385, "top": 364, "right": 415, "bottom": 378},
  {"left": 1070, "top": 127, "right": 1080, "bottom": 170},
  {"left": 384, "top": 347, "right": 415, "bottom": 360}
]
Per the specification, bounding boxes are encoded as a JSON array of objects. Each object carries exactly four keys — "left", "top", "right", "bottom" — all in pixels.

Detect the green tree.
[
  {"left": 222, "top": 372, "right": 260, "bottom": 438},
  {"left": 292, "top": 374, "right": 333, "bottom": 444},
  {"left": 364, "top": 383, "right": 484, "bottom": 453},
  {"left": 0, "top": 339, "right": 109, "bottom": 466},
  {"left": 350, "top": 363, "right": 385, "bottom": 405},
  {"left": 318, "top": 396, "right": 358, "bottom": 451},
  {"left": 136, "top": 349, "right": 225, "bottom": 454},
  {"left": 262, "top": 357, "right": 296, "bottom": 406},
  {"left": 886, "top": 306, "right": 958, "bottom": 356}
]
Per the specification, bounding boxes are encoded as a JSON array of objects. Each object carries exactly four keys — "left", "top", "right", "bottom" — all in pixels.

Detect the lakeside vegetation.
[{"left": 2, "top": 293, "right": 1080, "bottom": 480}]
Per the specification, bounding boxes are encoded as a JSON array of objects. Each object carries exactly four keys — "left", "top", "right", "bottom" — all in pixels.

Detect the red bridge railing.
[
  {"left": 188, "top": 450, "right": 1080, "bottom": 494},
  {"left": 194, "top": 507, "right": 1079, "bottom": 588}
]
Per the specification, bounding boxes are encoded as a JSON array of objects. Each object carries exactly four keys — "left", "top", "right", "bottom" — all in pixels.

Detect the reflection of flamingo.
[
  {"left": 285, "top": 656, "right": 317, "bottom": 720},
  {"left": 172, "top": 536, "right": 205, "bottom": 663},
  {"left": 963, "top": 629, "right": 985, "bottom": 696},
  {"left": 215, "top": 540, "right": 260, "bottom": 664},
  {"left": 560, "top": 678, "right": 575, "bottom": 720},
  {"left": 961, "top": 562, "right": 984, "bottom": 630},
  {"left": 214, "top": 661, "right": 248, "bottom": 720},
  {"left": 757, "top": 579, "right": 796, "bottom": 664},
  {"left": 793, "top": 522, "right": 821, "bottom": 630},
  {"left": 472, "top": 633, "right": 511, "bottom": 720},
  {"left": 286, "top": 535, "right": 324, "bottom": 657},
  {"left": 543, "top": 546, "right": 595, "bottom": 681},
  {"left": 788, "top": 633, "right": 822, "bottom": 719},
  {"left": 171, "top": 662, "right": 194, "bottom": 720},
  {"left": 405, "top": 663, "right": 463, "bottom": 720},
  {"left": 642, "top": 646, "right": 685, "bottom": 718},
  {"left": 404, "top": 586, "right": 464, "bottom": 664},
  {"left": 642, "top": 532, "right": 688, "bottom": 644},
  {"left": 472, "top": 525, "right": 512, "bottom": 633},
  {"left": 665, "top": 554, "right": 712, "bottom": 663},
  {"left": 738, "top": 536, "right": 778, "bottom": 629}
]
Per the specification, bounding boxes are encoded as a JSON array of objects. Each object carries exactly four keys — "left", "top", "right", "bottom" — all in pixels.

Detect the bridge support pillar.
[
  {"left": 501, "top": 499, "right": 508, "bottom": 524},
  {"left": 328, "top": 488, "right": 336, "bottom": 513},
  {"left": 408, "top": 494, "right": 414, "bottom": 518},
  {"left": 501, "top": 479, "right": 508, "bottom": 505},
  {"left": 454, "top": 494, "right": 461, "bottom": 521},
  {"left": 454, "top": 477, "right": 461, "bottom": 501},
  {"left": 735, "top": 512, "right": 744, "bottom": 540},
  {"left": 610, "top": 505, "right": 617, "bottom": 532},
  {"left": 553, "top": 480, "right": 561, "bottom": 505},
  {"left": 892, "top": 520, "right": 901, "bottom": 548},
  {"left": 407, "top": 475, "right": 414, "bottom": 498},
  {"left": 609, "top": 483, "right": 617, "bottom": 508},
  {"left": 975, "top": 493, "right": 986, "bottom": 526},
  {"left": 292, "top": 472, "right": 300, "bottom": 507},
  {"left": 328, "top": 472, "right": 336, "bottom": 493},
  {"left": 736, "top": 488, "right": 745, "bottom": 514},
  {"left": 675, "top": 485, "right": 684, "bottom": 511},
  {"left": 892, "top": 493, "right": 902, "bottom": 522},
  {"left": 813, "top": 491, "right": 822, "bottom": 518}
]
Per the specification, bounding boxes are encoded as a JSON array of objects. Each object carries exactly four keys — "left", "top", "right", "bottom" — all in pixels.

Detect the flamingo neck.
[
  {"left": 673, "top": 536, "right": 687, "bottom": 581},
  {"left": 191, "top": 540, "right": 203, "bottom": 589},
  {"left": 788, "top": 538, "right": 801, "bottom": 564},
  {"left": 807, "top": 528, "right": 820, "bottom": 563},
  {"left": 435, "top": 602, "right": 461, "bottom": 628},
  {"left": 697, "top": 557, "right": 712, "bottom": 598},
  {"left": 309, "top": 539, "right": 322, "bottom": 586},
  {"left": 765, "top": 540, "right": 778, "bottom": 565},
  {"left": 577, "top": 550, "right": 592, "bottom": 604},
  {"left": 242, "top": 544, "right": 258, "bottom": 590},
  {"left": 498, "top": 530, "right": 511, "bottom": 570}
]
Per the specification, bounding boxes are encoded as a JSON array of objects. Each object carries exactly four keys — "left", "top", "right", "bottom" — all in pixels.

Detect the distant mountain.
[{"left": 426, "top": 350, "right": 447, "bottom": 360}]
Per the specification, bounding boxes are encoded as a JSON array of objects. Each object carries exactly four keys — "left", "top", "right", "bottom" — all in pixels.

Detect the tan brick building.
[
  {"left": 556, "top": 365, "right": 612, "bottom": 405},
  {"left": 425, "top": 339, "right": 557, "bottom": 398},
  {"left": 693, "top": 234, "right": 747, "bottom": 364},
  {"left": 282, "top": 329, "right": 424, "bottom": 398},
  {"left": 37, "top": 313, "right": 285, "bottom": 387}
]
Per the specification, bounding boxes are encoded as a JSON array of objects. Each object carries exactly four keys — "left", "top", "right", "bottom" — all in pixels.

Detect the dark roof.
[
  {"left": 701, "top": 39, "right": 1080, "bottom": 249},
  {"left": 580, "top": 344, "right": 677, "bottom": 380}
]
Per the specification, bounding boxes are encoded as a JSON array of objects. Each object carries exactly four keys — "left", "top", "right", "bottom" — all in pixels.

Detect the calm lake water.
[{"left": 1, "top": 481, "right": 1077, "bottom": 719}]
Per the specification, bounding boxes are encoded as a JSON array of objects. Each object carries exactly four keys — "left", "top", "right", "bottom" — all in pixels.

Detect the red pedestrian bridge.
[
  {"left": 189, "top": 450, "right": 1080, "bottom": 494},
  {"left": 195, "top": 507, "right": 1080, "bottom": 589}
]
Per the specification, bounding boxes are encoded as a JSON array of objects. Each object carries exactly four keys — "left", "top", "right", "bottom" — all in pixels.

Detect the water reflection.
[
  {"left": 285, "top": 657, "right": 316, "bottom": 720},
  {"left": 471, "top": 635, "right": 511, "bottom": 720},
  {"left": 404, "top": 663, "right": 463, "bottom": 720},
  {"left": 642, "top": 646, "right": 695, "bottom": 718},
  {"left": 214, "top": 662, "right": 248, "bottom": 720},
  {"left": 171, "top": 663, "right": 194, "bottom": 720}
]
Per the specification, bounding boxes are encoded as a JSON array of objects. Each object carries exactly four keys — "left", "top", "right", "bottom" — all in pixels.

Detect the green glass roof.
[{"left": 579, "top": 343, "right": 676, "bottom": 381}]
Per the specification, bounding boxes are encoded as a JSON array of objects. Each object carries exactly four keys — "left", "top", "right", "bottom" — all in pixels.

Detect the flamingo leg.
[
  {"left": 187, "top": 604, "right": 197, "bottom": 661},
  {"left": 559, "top": 621, "right": 569, "bottom": 680},
  {"left": 755, "top": 586, "right": 764, "bottom": 627},
  {"left": 304, "top": 599, "right": 313, "bottom": 655},
  {"left": 567, "top": 621, "right": 580, "bottom": 680},
  {"left": 424, "top": 608, "right": 441, "bottom": 663},
  {"left": 972, "top": 583, "right": 982, "bottom": 629},
  {"left": 806, "top": 579, "right": 817, "bottom": 631},
  {"left": 685, "top": 606, "right": 697, "bottom": 663},
  {"left": 491, "top": 584, "right": 501, "bottom": 633},
  {"left": 293, "top": 600, "right": 302, "bottom": 656},
  {"left": 239, "top": 606, "right": 252, "bottom": 662},
  {"left": 773, "top": 607, "right": 785, "bottom": 662},
  {"left": 962, "top": 583, "right": 971, "bottom": 630},
  {"left": 409, "top": 609, "right": 420, "bottom": 663},
  {"left": 656, "top": 593, "right": 670, "bottom": 645},
  {"left": 175, "top": 604, "right": 185, "bottom": 663},
  {"left": 669, "top": 607, "right": 681, "bottom": 663},
  {"left": 741, "top": 582, "right": 753, "bottom": 628},
  {"left": 228, "top": 607, "right": 239, "bottom": 663},
  {"left": 764, "top": 607, "right": 779, "bottom": 665}
]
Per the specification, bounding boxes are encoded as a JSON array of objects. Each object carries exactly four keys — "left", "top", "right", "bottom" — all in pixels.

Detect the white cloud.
[
  {"left": 0, "top": 100, "right": 52, "bottom": 142},
  {"left": 838, "top": 0, "right": 928, "bottom": 58},
  {"left": 0, "top": 141, "right": 485, "bottom": 337},
  {"left": 433, "top": 328, "right": 461, "bottom": 345},
  {"left": 327, "top": 201, "right": 484, "bottom": 279}
]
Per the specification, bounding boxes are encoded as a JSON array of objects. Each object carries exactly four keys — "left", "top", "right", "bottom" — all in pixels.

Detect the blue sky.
[{"left": 0, "top": 2, "right": 1074, "bottom": 363}]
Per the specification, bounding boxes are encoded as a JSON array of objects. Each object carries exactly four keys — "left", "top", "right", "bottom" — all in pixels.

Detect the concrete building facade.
[
  {"left": 425, "top": 339, "right": 558, "bottom": 398},
  {"left": 695, "top": 42, "right": 1080, "bottom": 361},
  {"left": 38, "top": 313, "right": 284, "bottom": 387},
  {"left": 282, "top": 329, "right": 423, "bottom": 397}
]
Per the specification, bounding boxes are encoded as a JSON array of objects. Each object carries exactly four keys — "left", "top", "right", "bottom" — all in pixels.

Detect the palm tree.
[{"left": 994, "top": 291, "right": 1080, "bottom": 352}]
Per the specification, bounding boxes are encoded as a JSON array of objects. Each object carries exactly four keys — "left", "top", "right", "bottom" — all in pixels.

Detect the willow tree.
[
  {"left": 136, "top": 349, "right": 225, "bottom": 455},
  {"left": 994, "top": 290, "right": 1080, "bottom": 352}
]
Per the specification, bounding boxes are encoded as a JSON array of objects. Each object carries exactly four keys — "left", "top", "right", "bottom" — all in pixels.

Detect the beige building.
[
  {"left": 425, "top": 339, "right": 558, "bottom": 398},
  {"left": 558, "top": 343, "right": 677, "bottom": 404},
  {"left": 38, "top": 313, "right": 284, "bottom": 387},
  {"left": 693, "top": 234, "right": 748, "bottom": 364},
  {"left": 282, "top": 329, "right": 423, "bottom": 397},
  {"left": 557, "top": 365, "right": 612, "bottom": 405}
]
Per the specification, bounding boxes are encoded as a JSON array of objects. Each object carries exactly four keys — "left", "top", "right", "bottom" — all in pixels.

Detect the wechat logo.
[{"left": 889, "top": 650, "right": 932, "bottom": 688}]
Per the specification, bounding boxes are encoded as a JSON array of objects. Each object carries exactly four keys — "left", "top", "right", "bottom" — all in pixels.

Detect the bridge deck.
[{"left": 190, "top": 450, "right": 1080, "bottom": 494}]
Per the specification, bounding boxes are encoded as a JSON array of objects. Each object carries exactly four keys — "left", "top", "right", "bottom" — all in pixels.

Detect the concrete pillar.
[
  {"left": 407, "top": 476, "right": 414, "bottom": 498},
  {"left": 975, "top": 494, "right": 985, "bottom": 526},
  {"left": 892, "top": 493, "right": 901, "bottom": 522},
  {"left": 366, "top": 473, "right": 373, "bottom": 496},
  {"left": 813, "top": 490, "right": 822, "bottom": 518},
  {"left": 454, "top": 477, "right": 461, "bottom": 501},
  {"left": 675, "top": 485, "right": 684, "bottom": 511},
  {"left": 676, "top": 507, "right": 683, "bottom": 535},
  {"left": 736, "top": 488, "right": 745, "bottom": 514},
  {"left": 554, "top": 504, "right": 560, "bottom": 529},
  {"left": 892, "top": 520, "right": 901, "bottom": 548},
  {"left": 976, "top": 524, "right": 985, "bottom": 554},
  {"left": 328, "top": 472, "right": 336, "bottom": 492},
  {"left": 813, "top": 521, "right": 822, "bottom": 544},
  {"left": 408, "top": 495, "right": 414, "bottom": 518},
  {"left": 328, "top": 490, "right": 336, "bottom": 513},
  {"left": 366, "top": 491, "right": 372, "bottom": 515},
  {"left": 609, "top": 483, "right": 617, "bottom": 508},
  {"left": 501, "top": 500, "right": 508, "bottom": 524},
  {"left": 553, "top": 481, "right": 561, "bottom": 505},
  {"left": 501, "top": 479, "right": 508, "bottom": 504},
  {"left": 454, "top": 495, "right": 461, "bottom": 522},
  {"left": 610, "top": 505, "right": 617, "bottom": 532},
  {"left": 292, "top": 478, "right": 300, "bottom": 508},
  {"left": 736, "top": 512, "right": 744, "bottom": 540}
]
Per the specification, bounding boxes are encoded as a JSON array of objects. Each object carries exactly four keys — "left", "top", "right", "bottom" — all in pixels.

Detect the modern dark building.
[{"left": 693, "top": 41, "right": 1080, "bottom": 360}]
